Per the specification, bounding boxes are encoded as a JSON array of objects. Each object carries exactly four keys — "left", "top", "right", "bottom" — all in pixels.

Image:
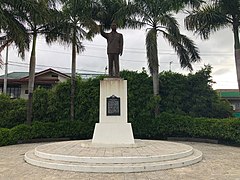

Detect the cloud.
[{"left": 213, "top": 68, "right": 231, "bottom": 76}]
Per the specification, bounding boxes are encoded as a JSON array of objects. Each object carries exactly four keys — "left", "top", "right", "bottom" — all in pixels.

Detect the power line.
[
  {"left": 7, "top": 62, "right": 238, "bottom": 84},
  {"left": 37, "top": 39, "right": 234, "bottom": 55},
  {"left": 8, "top": 61, "right": 105, "bottom": 74},
  {"left": 37, "top": 48, "right": 148, "bottom": 62},
  {"left": 36, "top": 48, "right": 235, "bottom": 66},
  {"left": 7, "top": 56, "right": 235, "bottom": 70}
]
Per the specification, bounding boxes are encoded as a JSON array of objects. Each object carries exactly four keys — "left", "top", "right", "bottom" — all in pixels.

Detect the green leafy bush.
[
  {"left": 0, "top": 94, "right": 27, "bottom": 128},
  {"left": 152, "top": 113, "right": 240, "bottom": 144},
  {"left": 10, "top": 124, "right": 32, "bottom": 143},
  {"left": 31, "top": 121, "right": 93, "bottom": 139},
  {"left": 159, "top": 66, "right": 232, "bottom": 118},
  {"left": 0, "top": 115, "right": 240, "bottom": 147},
  {"left": 0, "top": 128, "right": 12, "bottom": 146},
  {"left": 29, "top": 68, "right": 232, "bottom": 128}
]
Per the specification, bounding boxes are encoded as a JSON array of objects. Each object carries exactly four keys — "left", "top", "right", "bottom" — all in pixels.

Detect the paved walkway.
[{"left": 0, "top": 141, "right": 239, "bottom": 180}]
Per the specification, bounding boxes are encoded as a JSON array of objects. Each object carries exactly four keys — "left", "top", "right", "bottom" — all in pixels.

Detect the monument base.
[
  {"left": 92, "top": 123, "right": 135, "bottom": 145},
  {"left": 92, "top": 78, "right": 134, "bottom": 145}
]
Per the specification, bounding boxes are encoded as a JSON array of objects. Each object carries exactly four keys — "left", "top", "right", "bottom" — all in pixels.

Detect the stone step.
[
  {"left": 24, "top": 149, "right": 202, "bottom": 173},
  {"left": 35, "top": 145, "right": 194, "bottom": 164},
  {"left": 33, "top": 140, "right": 194, "bottom": 164}
]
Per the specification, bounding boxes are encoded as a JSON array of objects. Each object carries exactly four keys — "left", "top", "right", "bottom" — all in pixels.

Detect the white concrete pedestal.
[{"left": 92, "top": 78, "right": 135, "bottom": 145}]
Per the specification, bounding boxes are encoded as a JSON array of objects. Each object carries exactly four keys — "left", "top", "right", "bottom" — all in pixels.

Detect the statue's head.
[{"left": 111, "top": 22, "right": 117, "bottom": 31}]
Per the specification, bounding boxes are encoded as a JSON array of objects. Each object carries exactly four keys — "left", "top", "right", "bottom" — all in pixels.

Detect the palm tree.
[
  {"left": 93, "top": 0, "right": 130, "bottom": 29},
  {"left": 0, "top": 0, "right": 30, "bottom": 65},
  {"left": 15, "top": 0, "right": 58, "bottom": 124},
  {"left": 131, "top": 0, "right": 201, "bottom": 116},
  {"left": 0, "top": 0, "right": 59, "bottom": 124},
  {"left": 185, "top": 0, "right": 240, "bottom": 91},
  {"left": 47, "top": 0, "right": 98, "bottom": 121}
]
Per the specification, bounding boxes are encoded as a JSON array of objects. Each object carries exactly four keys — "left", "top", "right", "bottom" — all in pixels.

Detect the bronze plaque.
[{"left": 107, "top": 95, "right": 120, "bottom": 116}]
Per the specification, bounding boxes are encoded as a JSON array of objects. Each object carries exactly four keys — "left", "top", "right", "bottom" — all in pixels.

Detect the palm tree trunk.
[
  {"left": 152, "top": 69, "right": 159, "bottom": 96},
  {"left": 233, "top": 23, "right": 240, "bottom": 91},
  {"left": 152, "top": 68, "right": 160, "bottom": 116},
  {"left": 146, "top": 28, "right": 160, "bottom": 117},
  {"left": 27, "top": 33, "right": 37, "bottom": 125},
  {"left": 71, "top": 31, "right": 76, "bottom": 121},
  {"left": 151, "top": 29, "right": 160, "bottom": 117}
]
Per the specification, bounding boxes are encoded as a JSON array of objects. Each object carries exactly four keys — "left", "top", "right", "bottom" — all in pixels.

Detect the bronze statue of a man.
[{"left": 100, "top": 22, "right": 123, "bottom": 77}]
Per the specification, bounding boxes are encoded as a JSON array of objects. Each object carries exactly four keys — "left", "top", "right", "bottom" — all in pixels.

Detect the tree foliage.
[
  {"left": 159, "top": 65, "right": 232, "bottom": 118},
  {"left": 185, "top": 0, "right": 240, "bottom": 90},
  {"left": 46, "top": 0, "right": 98, "bottom": 121},
  {"left": 127, "top": 0, "right": 201, "bottom": 116},
  {"left": 30, "top": 68, "right": 232, "bottom": 126},
  {"left": 92, "top": 0, "right": 130, "bottom": 29},
  {"left": 0, "top": 69, "right": 232, "bottom": 132},
  {"left": 0, "top": 0, "right": 30, "bottom": 62}
]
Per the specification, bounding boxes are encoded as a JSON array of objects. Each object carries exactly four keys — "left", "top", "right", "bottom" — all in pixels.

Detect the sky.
[{"left": 0, "top": 13, "right": 237, "bottom": 90}]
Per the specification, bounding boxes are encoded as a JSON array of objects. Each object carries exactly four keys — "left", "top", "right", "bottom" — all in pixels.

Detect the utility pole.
[
  {"left": 3, "top": 44, "right": 8, "bottom": 94},
  {"left": 169, "top": 61, "right": 173, "bottom": 71},
  {"left": 104, "top": 66, "right": 108, "bottom": 75}
]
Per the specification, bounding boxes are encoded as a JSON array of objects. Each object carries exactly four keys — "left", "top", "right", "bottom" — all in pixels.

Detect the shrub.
[
  {"left": 0, "top": 128, "right": 12, "bottom": 146},
  {"left": 0, "top": 115, "right": 240, "bottom": 147},
  {"left": 0, "top": 94, "right": 27, "bottom": 128},
  {"left": 152, "top": 113, "right": 240, "bottom": 144},
  {"left": 31, "top": 121, "right": 94, "bottom": 140},
  {"left": 10, "top": 124, "right": 32, "bottom": 143}
]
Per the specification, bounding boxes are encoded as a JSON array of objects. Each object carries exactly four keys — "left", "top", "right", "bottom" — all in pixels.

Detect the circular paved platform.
[{"left": 24, "top": 140, "right": 202, "bottom": 173}]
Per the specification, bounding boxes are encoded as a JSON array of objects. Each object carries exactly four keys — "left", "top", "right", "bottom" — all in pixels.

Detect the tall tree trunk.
[
  {"left": 3, "top": 44, "right": 9, "bottom": 94},
  {"left": 71, "top": 31, "right": 76, "bottom": 121},
  {"left": 146, "top": 28, "right": 160, "bottom": 117},
  {"left": 152, "top": 69, "right": 159, "bottom": 96},
  {"left": 152, "top": 68, "right": 160, "bottom": 117},
  {"left": 233, "top": 22, "right": 240, "bottom": 91},
  {"left": 27, "top": 33, "right": 37, "bottom": 125},
  {"left": 151, "top": 29, "right": 160, "bottom": 117}
]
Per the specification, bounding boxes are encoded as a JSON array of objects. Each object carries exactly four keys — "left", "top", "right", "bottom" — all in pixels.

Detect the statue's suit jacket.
[{"left": 101, "top": 30, "right": 123, "bottom": 54}]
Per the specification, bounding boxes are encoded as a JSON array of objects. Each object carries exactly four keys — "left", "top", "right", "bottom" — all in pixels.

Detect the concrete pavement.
[{"left": 0, "top": 141, "right": 239, "bottom": 180}]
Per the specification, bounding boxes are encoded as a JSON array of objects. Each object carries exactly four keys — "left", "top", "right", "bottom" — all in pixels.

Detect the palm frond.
[
  {"left": 46, "top": 0, "right": 97, "bottom": 48},
  {"left": 170, "top": 0, "right": 205, "bottom": 11},
  {"left": 0, "top": 0, "right": 30, "bottom": 58},
  {"left": 93, "top": 0, "right": 133, "bottom": 30},
  {"left": 162, "top": 31, "right": 200, "bottom": 71},
  {"left": 218, "top": 0, "right": 240, "bottom": 15},
  {"left": 185, "top": 4, "right": 228, "bottom": 39},
  {"left": 180, "top": 34, "right": 201, "bottom": 64},
  {"left": 76, "top": 39, "right": 85, "bottom": 54},
  {"left": 157, "top": 14, "right": 180, "bottom": 36}
]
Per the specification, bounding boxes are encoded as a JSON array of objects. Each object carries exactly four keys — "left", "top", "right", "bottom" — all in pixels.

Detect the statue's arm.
[
  {"left": 119, "top": 34, "right": 123, "bottom": 55},
  {"left": 100, "top": 26, "right": 108, "bottom": 39}
]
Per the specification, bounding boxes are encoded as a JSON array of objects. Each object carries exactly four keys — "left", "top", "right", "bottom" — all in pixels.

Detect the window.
[
  {"left": 7, "top": 86, "right": 21, "bottom": 98},
  {"left": 235, "top": 102, "right": 240, "bottom": 110},
  {"left": 36, "top": 84, "right": 52, "bottom": 89},
  {"left": 52, "top": 74, "right": 58, "bottom": 78}
]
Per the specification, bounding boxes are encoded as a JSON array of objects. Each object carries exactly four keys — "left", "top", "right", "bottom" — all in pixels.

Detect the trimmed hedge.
[
  {"left": 0, "top": 114, "right": 240, "bottom": 146},
  {"left": 151, "top": 113, "right": 240, "bottom": 144},
  {"left": 0, "top": 121, "right": 93, "bottom": 146}
]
